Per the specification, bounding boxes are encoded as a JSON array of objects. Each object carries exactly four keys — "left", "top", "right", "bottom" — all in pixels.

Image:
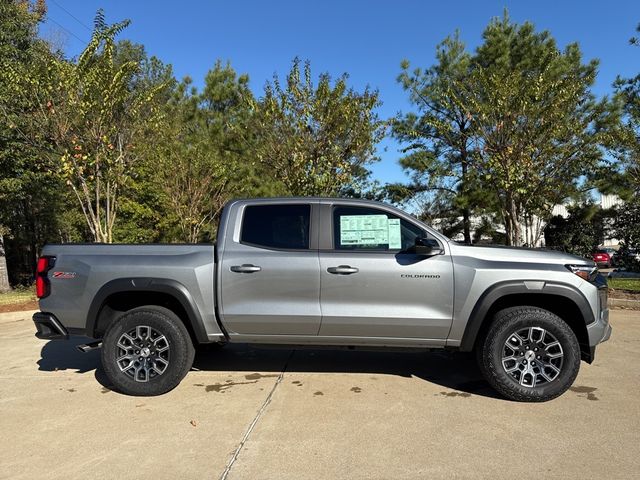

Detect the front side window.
[
  {"left": 332, "top": 206, "right": 423, "bottom": 251},
  {"left": 241, "top": 204, "right": 311, "bottom": 250}
]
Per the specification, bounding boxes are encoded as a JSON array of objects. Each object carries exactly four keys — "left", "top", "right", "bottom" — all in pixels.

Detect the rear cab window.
[
  {"left": 241, "top": 204, "right": 311, "bottom": 250},
  {"left": 332, "top": 206, "right": 424, "bottom": 252}
]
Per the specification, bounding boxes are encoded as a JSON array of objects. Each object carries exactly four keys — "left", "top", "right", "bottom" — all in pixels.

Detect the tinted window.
[
  {"left": 332, "top": 206, "right": 424, "bottom": 251},
  {"left": 241, "top": 204, "right": 311, "bottom": 250}
]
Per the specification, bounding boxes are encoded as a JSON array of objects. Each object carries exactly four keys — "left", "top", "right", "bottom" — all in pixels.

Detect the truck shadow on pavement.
[
  {"left": 37, "top": 337, "right": 100, "bottom": 374},
  {"left": 37, "top": 341, "right": 501, "bottom": 399},
  {"left": 194, "top": 345, "right": 502, "bottom": 399}
]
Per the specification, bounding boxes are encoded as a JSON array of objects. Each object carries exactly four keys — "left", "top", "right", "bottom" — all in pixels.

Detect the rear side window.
[{"left": 241, "top": 204, "right": 311, "bottom": 250}]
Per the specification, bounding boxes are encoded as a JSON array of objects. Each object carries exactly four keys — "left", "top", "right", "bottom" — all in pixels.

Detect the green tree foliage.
[
  {"left": 611, "top": 198, "right": 640, "bottom": 249},
  {"left": 465, "top": 14, "right": 609, "bottom": 246},
  {"left": 153, "top": 63, "right": 256, "bottom": 242},
  {"left": 610, "top": 23, "right": 640, "bottom": 195},
  {"left": 251, "top": 58, "right": 385, "bottom": 196},
  {"left": 0, "top": 0, "right": 69, "bottom": 285},
  {"left": 38, "top": 10, "right": 165, "bottom": 243},
  {"left": 109, "top": 40, "right": 176, "bottom": 243},
  {"left": 393, "top": 33, "right": 488, "bottom": 244},
  {"left": 544, "top": 205, "right": 609, "bottom": 257},
  {"left": 395, "top": 13, "right": 611, "bottom": 246}
]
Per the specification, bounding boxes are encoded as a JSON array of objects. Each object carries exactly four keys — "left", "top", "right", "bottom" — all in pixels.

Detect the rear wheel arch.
[
  {"left": 87, "top": 278, "right": 208, "bottom": 344},
  {"left": 460, "top": 282, "right": 593, "bottom": 362}
]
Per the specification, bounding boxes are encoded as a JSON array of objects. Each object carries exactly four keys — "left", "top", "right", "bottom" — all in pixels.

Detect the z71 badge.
[{"left": 52, "top": 271, "right": 76, "bottom": 279}]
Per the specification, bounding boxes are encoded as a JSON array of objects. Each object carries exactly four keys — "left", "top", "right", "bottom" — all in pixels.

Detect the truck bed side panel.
[{"left": 38, "top": 244, "right": 222, "bottom": 339}]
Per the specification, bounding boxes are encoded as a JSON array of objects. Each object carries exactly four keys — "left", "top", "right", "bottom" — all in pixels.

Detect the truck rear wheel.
[
  {"left": 101, "top": 306, "right": 195, "bottom": 396},
  {"left": 477, "top": 306, "right": 581, "bottom": 402}
]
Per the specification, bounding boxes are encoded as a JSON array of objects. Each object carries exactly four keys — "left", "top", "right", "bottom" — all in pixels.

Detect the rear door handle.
[
  {"left": 230, "top": 264, "right": 262, "bottom": 273},
  {"left": 327, "top": 265, "right": 359, "bottom": 275}
]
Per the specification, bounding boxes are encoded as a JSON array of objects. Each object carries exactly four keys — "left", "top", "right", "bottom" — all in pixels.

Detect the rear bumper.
[{"left": 33, "top": 312, "right": 68, "bottom": 340}]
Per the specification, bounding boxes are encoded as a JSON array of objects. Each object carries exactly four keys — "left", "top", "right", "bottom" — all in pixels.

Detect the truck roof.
[{"left": 227, "top": 196, "right": 395, "bottom": 207}]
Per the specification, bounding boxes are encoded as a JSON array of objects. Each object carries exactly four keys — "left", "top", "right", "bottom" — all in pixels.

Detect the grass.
[
  {"left": 608, "top": 278, "right": 640, "bottom": 292},
  {"left": 0, "top": 285, "right": 37, "bottom": 306}
]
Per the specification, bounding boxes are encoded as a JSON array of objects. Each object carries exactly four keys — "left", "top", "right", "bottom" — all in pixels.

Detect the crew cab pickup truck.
[{"left": 33, "top": 198, "right": 611, "bottom": 401}]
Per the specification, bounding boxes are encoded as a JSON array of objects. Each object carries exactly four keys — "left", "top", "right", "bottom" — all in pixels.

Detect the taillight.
[{"left": 36, "top": 256, "right": 55, "bottom": 298}]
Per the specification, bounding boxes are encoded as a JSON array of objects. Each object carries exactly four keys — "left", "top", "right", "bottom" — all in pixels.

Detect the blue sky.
[{"left": 41, "top": 0, "right": 639, "bottom": 185}]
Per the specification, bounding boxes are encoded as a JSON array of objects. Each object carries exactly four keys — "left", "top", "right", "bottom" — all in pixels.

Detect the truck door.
[
  {"left": 318, "top": 203, "right": 454, "bottom": 340},
  {"left": 219, "top": 201, "right": 321, "bottom": 336}
]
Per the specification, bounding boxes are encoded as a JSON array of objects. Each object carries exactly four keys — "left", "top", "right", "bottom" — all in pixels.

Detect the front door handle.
[
  {"left": 230, "top": 264, "right": 262, "bottom": 273},
  {"left": 327, "top": 265, "right": 359, "bottom": 275}
]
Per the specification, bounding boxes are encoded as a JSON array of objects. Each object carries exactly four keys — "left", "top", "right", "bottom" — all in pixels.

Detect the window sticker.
[
  {"left": 388, "top": 218, "right": 401, "bottom": 249},
  {"left": 340, "top": 214, "right": 389, "bottom": 245},
  {"left": 339, "top": 214, "right": 402, "bottom": 249}
]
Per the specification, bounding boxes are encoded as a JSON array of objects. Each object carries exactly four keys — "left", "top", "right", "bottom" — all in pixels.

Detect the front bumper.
[
  {"left": 33, "top": 312, "right": 68, "bottom": 340},
  {"left": 582, "top": 287, "right": 612, "bottom": 362},
  {"left": 587, "top": 299, "right": 611, "bottom": 345}
]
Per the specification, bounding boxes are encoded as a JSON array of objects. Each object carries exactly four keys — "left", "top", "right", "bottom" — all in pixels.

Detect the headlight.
[{"left": 566, "top": 264, "right": 598, "bottom": 282}]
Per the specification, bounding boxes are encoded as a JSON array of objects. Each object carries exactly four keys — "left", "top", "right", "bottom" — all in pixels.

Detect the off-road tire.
[
  {"left": 101, "top": 306, "right": 195, "bottom": 396},
  {"left": 477, "top": 306, "right": 581, "bottom": 402}
]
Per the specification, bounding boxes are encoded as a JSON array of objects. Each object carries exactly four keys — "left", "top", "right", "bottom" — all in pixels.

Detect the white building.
[{"left": 442, "top": 193, "right": 623, "bottom": 247}]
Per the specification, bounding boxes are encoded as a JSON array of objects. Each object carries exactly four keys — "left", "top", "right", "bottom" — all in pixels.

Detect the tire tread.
[
  {"left": 101, "top": 305, "right": 195, "bottom": 396},
  {"left": 478, "top": 306, "right": 580, "bottom": 402}
]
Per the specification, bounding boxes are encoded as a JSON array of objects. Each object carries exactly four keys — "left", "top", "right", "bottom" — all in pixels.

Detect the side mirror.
[{"left": 413, "top": 237, "right": 443, "bottom": 255}]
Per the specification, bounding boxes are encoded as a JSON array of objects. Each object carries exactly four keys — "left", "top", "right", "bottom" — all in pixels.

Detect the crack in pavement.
[{"left": 218, "top": 349, "right": 295, "bottom": 480}]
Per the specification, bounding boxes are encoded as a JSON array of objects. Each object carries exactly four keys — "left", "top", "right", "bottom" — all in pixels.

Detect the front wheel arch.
[{"left": 460, "top": 284, "right": 592, "bottom": 362}]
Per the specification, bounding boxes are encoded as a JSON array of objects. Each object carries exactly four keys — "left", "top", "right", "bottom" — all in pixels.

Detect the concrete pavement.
[{"left": 0, "top": 309, "right": 638, "bottom": 479}]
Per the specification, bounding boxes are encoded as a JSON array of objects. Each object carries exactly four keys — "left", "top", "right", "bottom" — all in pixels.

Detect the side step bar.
[{"left": 77, "top": 341, "right": 102, "bottom": 353}]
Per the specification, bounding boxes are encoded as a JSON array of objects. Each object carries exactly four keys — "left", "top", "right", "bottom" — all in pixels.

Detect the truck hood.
[{"left": 448, "top": 242, "right": 594, "bottom": 266}]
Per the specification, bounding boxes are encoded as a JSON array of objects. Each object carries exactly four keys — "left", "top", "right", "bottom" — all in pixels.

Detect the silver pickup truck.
[{"left": 33, "top": 197, "right": 611, "bottom": 401}]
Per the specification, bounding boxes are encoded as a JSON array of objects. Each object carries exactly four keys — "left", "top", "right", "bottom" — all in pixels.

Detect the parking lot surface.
[{"left": 1, "top": 309, "right": 639, "bottom": 479}]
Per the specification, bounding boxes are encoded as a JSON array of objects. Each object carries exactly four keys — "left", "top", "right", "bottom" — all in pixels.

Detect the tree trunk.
[
  {"left": 0, "top": 235, "right": 11, "bottom": 293},
  {"left": 503, "top": 195, "right": 522, "bottom": 246},
  {"left": 504, "top": 211, "right": 513, "bottom": 246},
  {"left": 462, "top": 208, "right": 472, "bottom": 244},
  {"left": 508, "top": 197, "right": 522, "bottom": 246},
  {"left": 460, "top": 155, "right": 472, "bottom": 244}
]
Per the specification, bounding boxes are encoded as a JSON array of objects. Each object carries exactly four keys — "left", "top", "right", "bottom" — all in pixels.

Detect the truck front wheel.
[
  {"left": 101, "top": 306, "right": 195, "bottom": 396},
  {"left": 477, "top": 306, "right": 581, "bottom": 402}
]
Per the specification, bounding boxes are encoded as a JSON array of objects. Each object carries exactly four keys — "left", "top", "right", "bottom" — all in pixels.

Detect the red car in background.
[{"left": 592, "top": 249, "right": 612, "bottom": 268}]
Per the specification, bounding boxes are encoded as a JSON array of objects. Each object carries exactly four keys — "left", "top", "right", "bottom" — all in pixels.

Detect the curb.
[{"left": 609, "top": 298, "right": 640, "bottom": 310}]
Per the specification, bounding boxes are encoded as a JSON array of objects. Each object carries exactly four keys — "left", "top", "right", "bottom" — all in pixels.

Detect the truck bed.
[{"left": 38, "top": 243, "right": 222, "bottom": 340}]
